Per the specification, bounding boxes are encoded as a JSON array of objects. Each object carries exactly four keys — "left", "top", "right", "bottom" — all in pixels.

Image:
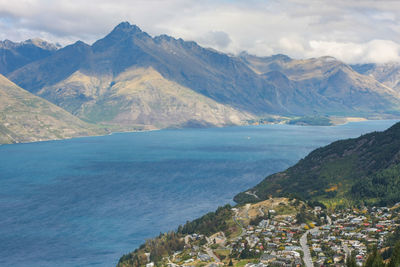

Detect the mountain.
[
  {"left": 0, "top": 38, "right": 58, "bottom": 75},
  {"left": 352, "top": 62, "right": 400, "bottom": 92},
  {"left": 8, "top": 22, "right": 280, "bottom": 116},
  {"left": 7, "top": 22, "right": 400, "bottom": 131},
  {"left": 37, "top": 67, "right": 252, "bottom": 128},
  {"left": 0, "top": 74, "right": 106, "bottom": 144},
  {"left": 7, "top": 23, "right": 263, "bottom": 128},
  {"left": 240, "top": 53, "right": 400, "bottom": 116},
  {"left": 234, "top": 120, "right": 400, "bottom": 206}
]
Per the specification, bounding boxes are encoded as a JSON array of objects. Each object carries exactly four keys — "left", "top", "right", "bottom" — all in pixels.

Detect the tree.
[
  {"left": 388, "top": 241, "right": 400, "bottom": 267},
  {"left": 346, "top": 251, "right": 356, "bottom": 267},
  {"left": 364, "top": 247, "right": 384, "bottom": 267}
]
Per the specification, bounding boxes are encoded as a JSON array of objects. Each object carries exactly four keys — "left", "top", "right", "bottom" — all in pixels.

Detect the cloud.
[
  {"left": 306, "top": 39, "right": 400, "bottom": 64},
  {"left": 0, "top": 0, "right": 400, "bottom": 63},
  {"left": 198, "top": 31, "right": 232, "bottom": 49}
]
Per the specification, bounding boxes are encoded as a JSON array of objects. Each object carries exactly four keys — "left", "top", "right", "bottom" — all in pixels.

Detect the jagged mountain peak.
[
  {"left": 317, "top": 55, "right": 337, "bottom": 62},
  {"left": 0, "top": 38, "right": 59, "bottom": 75},
  {"left": 72, "top": 40, "right": 90, "bottom": 48},
  {"left": 92, "top": 21, "right": 150, "bottom": 52},
  {"left": 153, "top": 34, "right": 202, "bottom": 52},
  {"left": 113, "top": 21, "right": 143, "bottom": 34},
  {"left": 269, "top": 54, "right": 292, "bottom": 62},
  {"left": 0, "top": 39, "right": 18, "bottom": 49},
  {"left": 23, "top": 38, "right": 60, "bottom": 50},
  {"left": 154, "top": 34, "right": 184, "bottom": 45},
  {"left": 239, "top": 52, "right": 292, "bottom": 62},
  {"left": 0, "top": 38, "right": 59, "bottom": 51}
]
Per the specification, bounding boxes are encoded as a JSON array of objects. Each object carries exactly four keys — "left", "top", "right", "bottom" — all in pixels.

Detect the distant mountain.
[
  {"left": 240, "top": 53, "right": 400, "bottom": 116},
  {"left": 5, "top": 22, "right": 400, "bottom": 133},
  {"left": 0, "top": 38, "right": 58, "bottom": 75},
  {"left": 8, "top": 22, "right": 281, "bottom": 116},
  {"left": 9, "top": 22, "right": 400, "bottom": 125},
  {"left": 37, "top": 67, "right": 252, "bottom": 128},
  {"left": 351, "top": 62, "right": 400, "bottom": 92},
  {"left": 234, "top": 120, "right": 400, "bottom": 206},
  {"left": 0, "top": 74, "right": 105, "bottom": 144}
]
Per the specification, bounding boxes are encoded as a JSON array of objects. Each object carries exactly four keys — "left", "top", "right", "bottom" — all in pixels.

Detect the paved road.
[
  {"left": 300, "top": 228, "right": 317, "bottom": 267},
  {"left": 205, "top": 246, "right": 220, "bottom": 262},
  {"left": 233, "top": 209, "right": 246, "bottom": 238},
  {"left": 300, "top": 215, "right": 332, "bottom": 267},
  {"left": 343, "top": 243, "right": 351, "bottom": 258},
  {"left": 259, "top": 207, "right": 265, "bottom": 216},
  {"left": 245, "top": 191, "right": 260, "bottom": 200},
  {"left": 326, "top": 215, "right": 332, "bottom": 225}
]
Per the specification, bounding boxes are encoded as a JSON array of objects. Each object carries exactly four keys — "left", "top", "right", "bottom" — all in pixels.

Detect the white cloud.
[
  {"left": 0, "top": 0, "right": 400, "bottom": 63},
  {"left": 364, "top": 40, "right": 400, "bottom": 64},
  {"left": 307, "top": 40, "right": 400, "bottom": 64},
  {"left": 198, "top": 31, "right": 232, "bottom": 49}
]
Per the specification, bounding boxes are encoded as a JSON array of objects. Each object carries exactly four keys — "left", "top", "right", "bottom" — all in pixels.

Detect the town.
[{"left": 144, "top": 198, "right": 400, "bottom": 267}]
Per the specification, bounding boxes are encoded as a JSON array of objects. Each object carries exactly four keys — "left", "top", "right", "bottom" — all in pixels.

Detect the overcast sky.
[{"left": 1, "top": 0, "right": 400, "bottom": 64}]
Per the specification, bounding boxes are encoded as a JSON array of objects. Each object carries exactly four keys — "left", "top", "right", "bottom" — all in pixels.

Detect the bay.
[{"left": 0, "top": 120, "right": 396, "bottom": 266}]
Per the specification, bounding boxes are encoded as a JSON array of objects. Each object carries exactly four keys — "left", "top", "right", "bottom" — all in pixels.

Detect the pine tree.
[
  {"left": 364, "top": 247, "right": 384, "bottom": 267},
  {"left": 388, "top": 241, "right": 400, "bottom": 267},
  {"left": 346, "top": 251, "right": 357, "bottom": 267}
]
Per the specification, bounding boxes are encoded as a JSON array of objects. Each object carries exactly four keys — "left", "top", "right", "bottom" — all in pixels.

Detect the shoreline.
[{"left": 1, "top": 118, "right": 398, "bottom": 146}]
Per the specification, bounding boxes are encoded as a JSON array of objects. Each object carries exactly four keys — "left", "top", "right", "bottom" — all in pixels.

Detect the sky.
[{"left": 1, "top": 0, "right": 400, "bottom": 64}]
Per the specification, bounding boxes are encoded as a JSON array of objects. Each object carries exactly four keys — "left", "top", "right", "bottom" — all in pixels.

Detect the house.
[
  {"left": 260, "top": 253, "right": 276, "bottom": 263},
  {"left": 198, "top": 254, "right": 211, "bottom": 262}
]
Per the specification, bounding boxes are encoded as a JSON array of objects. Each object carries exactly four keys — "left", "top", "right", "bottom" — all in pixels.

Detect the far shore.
[
  {"left": 1, "top": 117, "right": 399, "bottom": 146},
  {"left": 329, "top": 116, "right": 368, "bottom": 125}
]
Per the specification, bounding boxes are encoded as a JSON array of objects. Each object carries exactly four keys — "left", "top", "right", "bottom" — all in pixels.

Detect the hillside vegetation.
[{"left": 234, "top": 121, "right": 400, "bottom": 207}]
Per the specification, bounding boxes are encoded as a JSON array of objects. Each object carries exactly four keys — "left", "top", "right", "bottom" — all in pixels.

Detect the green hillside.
[{"left": 234, "top": 121, "right": 400, "bottom": 207}]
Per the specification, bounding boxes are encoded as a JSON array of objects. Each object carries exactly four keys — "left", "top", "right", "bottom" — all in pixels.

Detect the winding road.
[{"left": 300, "top": 216, "right": 332, "bottom": 267}]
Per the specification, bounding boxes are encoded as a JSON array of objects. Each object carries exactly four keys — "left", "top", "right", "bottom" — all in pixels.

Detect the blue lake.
[{"left": 0, "top": 120, "right": 397, "bottom": 266}]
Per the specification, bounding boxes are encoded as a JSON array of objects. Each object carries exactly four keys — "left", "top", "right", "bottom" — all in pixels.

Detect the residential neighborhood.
[{"left": 145, "top": 199, "right": 400, "bottom": 267}]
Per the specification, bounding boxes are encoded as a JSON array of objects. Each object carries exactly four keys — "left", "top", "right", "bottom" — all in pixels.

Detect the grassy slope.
[
  {"left": 234, "top": 121, "right": 400, "bottom": 207},
  {"left": 38, "top": 67, "right": 254, "bottom": 129},
  {"left": 0, "top": 74, "right": 107, "bottom": 144}
]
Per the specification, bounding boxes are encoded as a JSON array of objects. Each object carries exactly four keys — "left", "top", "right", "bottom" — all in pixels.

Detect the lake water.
[{"left": 0, "top": 120, "right": 397, "bottom": 267}]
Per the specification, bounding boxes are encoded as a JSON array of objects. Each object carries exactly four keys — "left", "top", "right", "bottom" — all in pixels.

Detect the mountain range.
[
  {"left": 0, "top": 38, "right": 58, "bottom": 75},
  {"left": 2, "top": 22, "right": 400, "bottom": 143},
  {"left": 352, "top": 62, "right": 400, "bottom": 92}
]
